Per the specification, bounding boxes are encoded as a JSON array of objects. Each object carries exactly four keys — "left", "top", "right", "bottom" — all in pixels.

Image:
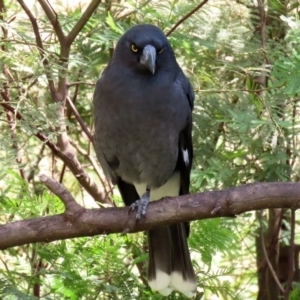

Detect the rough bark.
[{"left": 1, "top": 179, "right": 300, "bottom": 250}]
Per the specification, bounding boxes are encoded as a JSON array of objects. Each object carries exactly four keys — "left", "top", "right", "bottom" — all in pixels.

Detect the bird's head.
[{"left": 112, "top": 24, "right": 175, "bottom": 75}]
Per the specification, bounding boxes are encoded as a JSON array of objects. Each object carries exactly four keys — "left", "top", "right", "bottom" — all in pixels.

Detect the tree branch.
[
  {"left": 40, "top": 175, "right": 83, "bottom": 213},
  {"left": 1, "top": 182, "right": 300, "bottom": 250},
  {"left": 37, "top": 0, "right": 65, "bottom": 45},
  {"left": 166, "top": 0, "right": 209, "bottom": 36},
  {"left": 0, "top": 101, "right": 110, "bottom": 205},
  {"left": 66, "top": 0, "right": 102, "bottom": 46}
]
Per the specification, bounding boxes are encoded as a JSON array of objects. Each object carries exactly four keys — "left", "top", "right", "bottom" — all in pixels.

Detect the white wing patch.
[{"left": 182, "top": 148, "right": 189, "bottom": 166}]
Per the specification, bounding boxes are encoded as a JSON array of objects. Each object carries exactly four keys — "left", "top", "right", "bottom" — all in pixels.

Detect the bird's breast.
[{"left": 95, "top": 76, "right": 189, "bottom": 187}]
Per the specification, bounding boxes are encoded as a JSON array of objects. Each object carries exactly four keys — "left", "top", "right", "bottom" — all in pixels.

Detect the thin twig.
[
  {"left": 257, "top": 0, "right": 270, "bottom": 65},
  {"left": 66, "top": 96, "right": 94, "bottom": 144},
  {"left": 59, "top": 163, "right": 66, "bottom": 184},
  {"left": 27, "top": 144, "right": 46, "bottom": 182},
  {"left": 256, "top": 209, "right": 283, "bottom": 275},
  {"left": 37, "top": 0, "right": 65, "bottom": 45},
  {"left": 259, "top": 211, "right": 285, "bottom": 294},
  {"left": 166, "top": 0, "right": 209, "bottom": 36},
  {"left": 115, "top": 0, "right": 152, "bottom": 21},
  {"left": 284, "top": 209, "right": 296, "bottom": 300},
  {"left": 17, "top": 0, "right": 57, "bottom": 100},
  {"left": 194, "top": 85, "right": 284, "bottom": 94},
  {"left": 67, "top": 81, "right": 95, "bottom": 88},
  {"left": 70, "top": 140, "right": 113, "bottom": 202}
]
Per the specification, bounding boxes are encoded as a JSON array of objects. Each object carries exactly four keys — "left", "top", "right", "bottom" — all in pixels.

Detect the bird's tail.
[{"left": 147, "top": 223, "right": 197, "bottom": 298}]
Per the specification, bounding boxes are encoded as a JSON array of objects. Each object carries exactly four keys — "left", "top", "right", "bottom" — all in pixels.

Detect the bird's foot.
[{"left": 130, "top": 190, "right": 150, "bottom": 220}]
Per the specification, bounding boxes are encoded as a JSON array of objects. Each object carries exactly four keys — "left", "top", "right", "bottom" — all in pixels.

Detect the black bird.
[{"left": 93, "top": 24, "right": 196, "bottom": 297}]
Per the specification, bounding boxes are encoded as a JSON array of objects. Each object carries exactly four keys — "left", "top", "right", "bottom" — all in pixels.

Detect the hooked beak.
[{"left": 140, "top": 44, "right": 156, "bottom": 75}]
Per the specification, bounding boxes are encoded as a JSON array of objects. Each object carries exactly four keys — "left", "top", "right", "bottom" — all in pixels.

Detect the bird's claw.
[{"left": 130, "top": 191, "right": 150, "bottom": 220}]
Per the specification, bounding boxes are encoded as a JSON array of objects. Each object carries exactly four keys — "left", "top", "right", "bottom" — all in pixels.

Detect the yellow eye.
[
  {"left": 158, "top": 48, "right": 163, "bottom": 54},
  {"left": 131, "top": 44, "right": 138, "bottom": 52}
]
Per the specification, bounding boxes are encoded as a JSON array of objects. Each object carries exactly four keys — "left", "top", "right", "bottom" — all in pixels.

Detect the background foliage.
[{"left": 1, "top": 0, "right": 300, "bottom": 299}]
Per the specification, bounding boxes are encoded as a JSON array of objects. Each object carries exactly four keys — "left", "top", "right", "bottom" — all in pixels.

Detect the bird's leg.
[{"left": 130, "top": 188, "right": 150, "bottom": 220}]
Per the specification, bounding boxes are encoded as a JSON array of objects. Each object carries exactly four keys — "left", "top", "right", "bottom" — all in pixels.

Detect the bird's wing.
[
  {"left": 93, "top": 75, "right": 120, "bottom": 185},
  {"left": 177, "top": 70, "right": 195, "bottom": 110},
  {"left": 176, "top": 71, "right": 194, "bottom": 196}
]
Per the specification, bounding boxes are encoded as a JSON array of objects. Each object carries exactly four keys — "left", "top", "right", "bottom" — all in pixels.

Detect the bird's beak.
[{"left": 140, "top": 45, "right": 156, "bottom": 75}]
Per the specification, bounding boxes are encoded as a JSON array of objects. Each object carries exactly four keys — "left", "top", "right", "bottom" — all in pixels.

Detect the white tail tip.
[
  {"left": 170, "top": 271, "right": 197, "bottom": 298},
  {"left": 148, "top": 270, "right": 171, "bottom": 292}
]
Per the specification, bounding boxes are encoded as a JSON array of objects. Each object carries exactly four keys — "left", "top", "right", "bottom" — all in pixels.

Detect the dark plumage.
[{"left": 93, "top": 24, "right": 196, "bottom": 297}]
